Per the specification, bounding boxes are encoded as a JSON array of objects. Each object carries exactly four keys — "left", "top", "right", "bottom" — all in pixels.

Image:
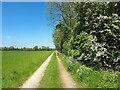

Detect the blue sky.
[{"left": 2, "top": 2, "right": 55, "bottom": 48}]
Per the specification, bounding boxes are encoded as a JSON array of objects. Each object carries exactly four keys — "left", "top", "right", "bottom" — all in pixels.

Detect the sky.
[{"left": 2, "top": 2, "right": 55, "bottom": 48}]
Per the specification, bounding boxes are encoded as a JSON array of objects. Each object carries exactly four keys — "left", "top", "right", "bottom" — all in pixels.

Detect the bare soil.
[{"left": 56, "top": 55, "right": 78, "bottom": 88}]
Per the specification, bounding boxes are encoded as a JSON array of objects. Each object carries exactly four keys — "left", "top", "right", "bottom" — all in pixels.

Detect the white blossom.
[{"left": 112, "top": 13, "right": 118, "bottom": 17}]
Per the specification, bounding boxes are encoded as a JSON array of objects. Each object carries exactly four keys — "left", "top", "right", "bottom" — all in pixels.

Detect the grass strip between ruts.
[{"left": 40, "top": 53, "right": 62, "bottom": 88}]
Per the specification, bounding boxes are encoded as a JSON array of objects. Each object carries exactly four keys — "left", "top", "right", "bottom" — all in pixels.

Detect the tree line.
[
  {"left": 1, "top": 46, "right": 54, "bottom": 51},
  {"left": 48, "top": 2, "right": 120, "bottom": 71}
]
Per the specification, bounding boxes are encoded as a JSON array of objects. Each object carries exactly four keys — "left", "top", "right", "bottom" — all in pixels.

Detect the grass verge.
[
  {"left": 2, "top": 51, "right": 52, "bottom": 88},
  {"left": 59, "top": 53, "right": 120, "bottom": 88},
  {"left": 39, "top": 53, "right": 62, "bottom": 88}
]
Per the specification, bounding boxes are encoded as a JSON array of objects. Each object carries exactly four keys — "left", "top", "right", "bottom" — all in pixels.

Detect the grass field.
[
  {"left": 59, "top": 53, "right": 119, "bottom": 88},
  {"left": 40, "top": 53, "right": 62, "bottom": 88},
  {"left": 0, "top": 51, "right": 2, "bottom": 89},
  {"left": 2, "top": 51, "right": 52, "bottom": 88}
]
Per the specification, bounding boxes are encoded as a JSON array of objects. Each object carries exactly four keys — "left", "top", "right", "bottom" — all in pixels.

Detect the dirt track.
[
  {"left": 20, "top": 52, "right": 54, "bottom": 88},
  {"left": 56, "top": 55, "right": 78, "bottom": 88},
  {"left": 20, "top": 51, "right": 78, "bottom": 88}
]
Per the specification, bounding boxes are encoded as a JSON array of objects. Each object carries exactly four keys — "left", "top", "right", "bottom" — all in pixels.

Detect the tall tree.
[
  {"left": 33, "top": 45, "right": 38, "bottom": 51},
  {"left": 50, "top": 2, "right": 120, "bottom": 71}
]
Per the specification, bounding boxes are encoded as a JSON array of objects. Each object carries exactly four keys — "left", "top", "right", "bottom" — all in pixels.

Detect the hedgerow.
[
  {"left": 60, "top": 54, "right": 120, "bottom": 88},
  {"left": 52, "top": 2, "right": 120, "bottom": 71}
]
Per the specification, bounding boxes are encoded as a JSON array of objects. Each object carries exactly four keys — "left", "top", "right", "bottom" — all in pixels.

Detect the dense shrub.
[
  {"left": 68, "top": 31, "right": 89, "bottom": 59},
  {"left": 60, "top": 54, "right": 120, "bottom": 88},
  {"left": 52, "top": 2, "right": 120, "bottom": 71}
]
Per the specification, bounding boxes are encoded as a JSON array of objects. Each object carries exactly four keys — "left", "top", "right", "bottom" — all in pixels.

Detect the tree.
[
  {"left": 33, "top": 45, "right": 38, "bottom": 51},
  {"left": 51, "top": 2, "right": 120, "bottom": 71},
  {"left": 47, "top": 2, "right": 77, "bottom": 27},
  {"left": 9, "top": 46, "right": 14, "bottom": 50},
  {"left": 53, "top": 20, "right": 70, "bottom": 53},
  {"left": 42, "top": 46, "right": 47, "bottom": 50},
  {"left": 23, "top": 47, "right": 26, "bottom": 50},
  {"left": 3, "top": 47, "right": 7, "bottom": 50}
]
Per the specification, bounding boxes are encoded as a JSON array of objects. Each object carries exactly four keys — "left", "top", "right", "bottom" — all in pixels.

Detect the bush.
[{"left": 60, "top": 54, "right": 120, "bottom": 88}]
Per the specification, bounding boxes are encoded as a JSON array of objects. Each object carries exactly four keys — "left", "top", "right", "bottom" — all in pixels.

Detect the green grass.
[
  {"left": 0, "top": 51, "right": 2, "bottom": 89},
  {"left": 2, "top": 51, "right": 52, "bottom": 88},
  {"left": 59, "top": 53, "right": 120, "bottom": 88},
  {"left": 40, "top": 53, "right": 62, "bottom": 88}
]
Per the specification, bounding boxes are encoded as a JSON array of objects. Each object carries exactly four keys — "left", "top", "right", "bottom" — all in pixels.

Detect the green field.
[
  {"left": 40, "top": 53, "right": 62, "bottom": 88},
  {"left": 2, "top": 51, "right": 52, "bottom": 88}
]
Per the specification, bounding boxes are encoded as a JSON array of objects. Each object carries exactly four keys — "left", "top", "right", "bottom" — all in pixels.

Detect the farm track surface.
[
  {"left": 20, "top": 52, "right": 54, "bottom": 88},
  {"left": 56, "top": 55, "right": 78, "bottom": 88}
]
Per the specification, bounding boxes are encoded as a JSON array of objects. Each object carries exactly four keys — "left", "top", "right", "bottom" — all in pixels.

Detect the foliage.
[
  {"left": 53, "top": 20, "right": 69, "bottom": 53},
  {"left": 50, "top": 2, "right": 120, "bottom": 71},
  {"left": 41, "top": 46, "right": 51, "bottom": 51},
  {"left": 1, "top": 46, "right": 54, "bottom": 51},
  {"left": 33, "top": 45, "right": 38, "bottom": 51},
  {"left": 68, "top": 31, "right": 89, "bottom": 59},
  {"left": 59, "top": 53, "right": 120, "bottom": 88}
]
